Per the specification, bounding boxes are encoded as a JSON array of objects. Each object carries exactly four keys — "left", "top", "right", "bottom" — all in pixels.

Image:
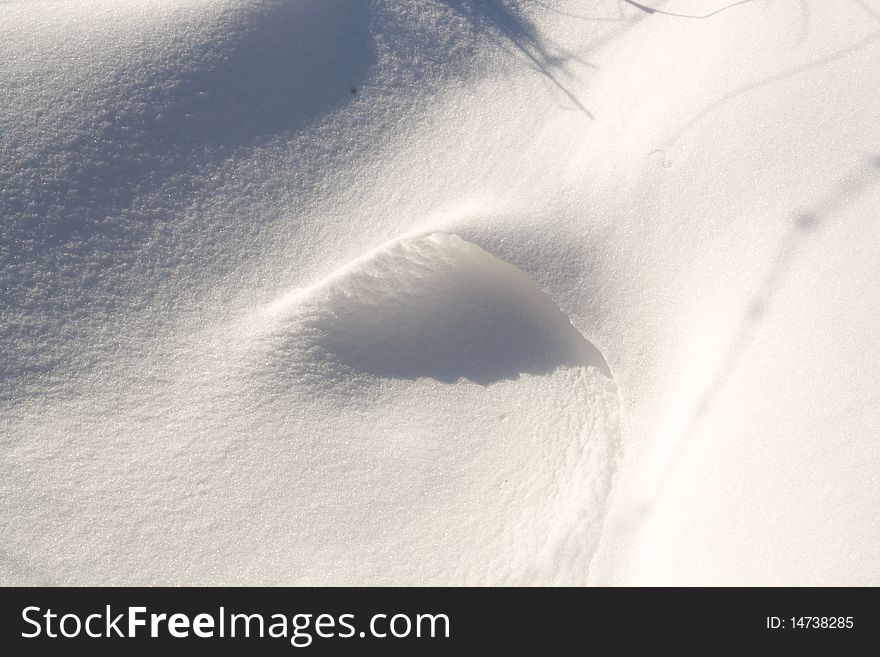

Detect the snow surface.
[{"left": 2, "top": 0, "right": 880, "bottom": 584}]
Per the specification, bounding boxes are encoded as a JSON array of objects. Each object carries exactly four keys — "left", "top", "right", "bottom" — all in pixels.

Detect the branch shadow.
[
  {"left": 437, "top": 0, "right": 598, "bottom": 118},
  {"left": 436, "top": 0, "right": 755, "bottom": 121},
  {"left": 666, "top": 28, "right": 880, "bottom": 146},
  {"left": 653, "top": 154, "right": 880, "bottom": 507},
  {"left": 621, "top": 0, "right": 755, "bottom": 19},
  {"left": 599, "top": 156, "right": 880, "bottom": 581}
]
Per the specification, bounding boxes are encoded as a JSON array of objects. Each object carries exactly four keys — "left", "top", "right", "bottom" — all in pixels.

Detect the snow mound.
[
  {"left": 253, "top": 232, "right": 610, "bottom": 385},
  {"left": 215, "top": 233, "right": 622, "bottom": 584}
]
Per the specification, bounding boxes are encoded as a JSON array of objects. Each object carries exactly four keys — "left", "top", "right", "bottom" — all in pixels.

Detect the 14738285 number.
[{"left": 790, "top": 617, "right": 853, "bottom": 629}]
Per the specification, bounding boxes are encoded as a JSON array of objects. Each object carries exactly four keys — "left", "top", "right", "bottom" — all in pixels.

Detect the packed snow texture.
[{"left": 2, "top": 0, "right": 879, "bottom": 584}]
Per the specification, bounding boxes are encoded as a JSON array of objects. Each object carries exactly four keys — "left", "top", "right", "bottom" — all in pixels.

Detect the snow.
[{"left": 2, "top": 0, "right": 879, "bottom": 585}]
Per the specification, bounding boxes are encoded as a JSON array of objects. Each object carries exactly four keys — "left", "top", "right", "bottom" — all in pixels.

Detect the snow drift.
[{"left": 253, "top": 232, "right": 611, "bottom": 384}]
